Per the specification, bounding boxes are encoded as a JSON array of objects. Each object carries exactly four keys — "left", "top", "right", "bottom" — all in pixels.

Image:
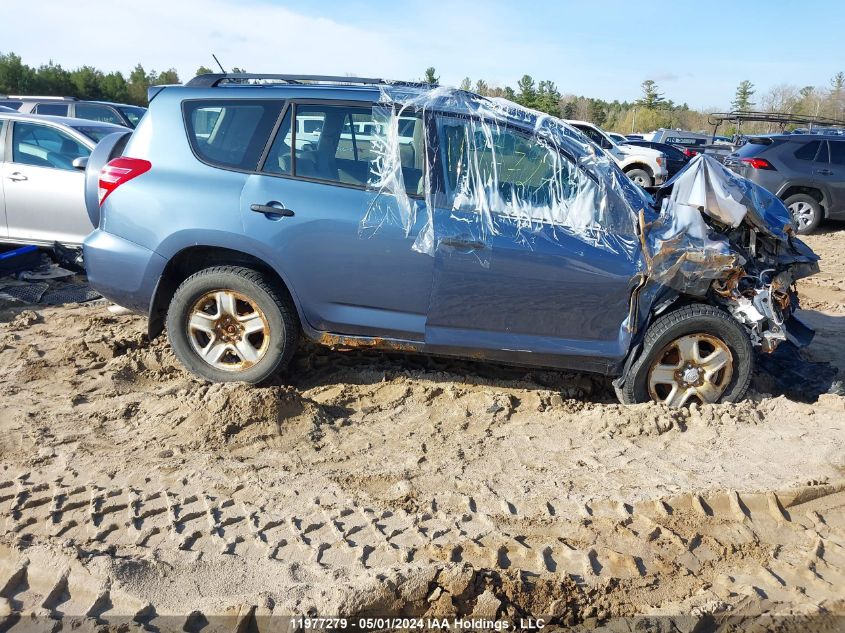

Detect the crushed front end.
[{"left": 645, "top": 154, "right": 820, "bottom": 354}]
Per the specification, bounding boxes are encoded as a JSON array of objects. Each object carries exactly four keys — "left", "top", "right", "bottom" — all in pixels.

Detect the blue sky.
[{"left": 3, "top": 0, "right": 843, "bottom": 108}]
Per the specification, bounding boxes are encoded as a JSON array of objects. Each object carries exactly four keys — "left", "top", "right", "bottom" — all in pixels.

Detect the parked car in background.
[
  {"left": 565, "top": 120, "right": 668, "bottom": 187},
  {"left": 724, "top": 134, "right": 845, "bottom": 233},
  {"left": 625, "top": 134, "right": 645, "bottom": 141},
  {"left": 651, "top": 128, "right": 710, "bottom": 150},
  {"left": 622, "top": 140, "right": 691, "bottom": 178},
  {"left": 0, "top": 105, "right": 17, "bottom": 112},
  {"left": 0, "top": 112, "right": 126, "bottom": 246},
  {"left": 82, "top": 73, "right": 818, "bottom": 409},
  {"left": 607, "top": 131, "right": 628, "bottom": 144},
  {"left": 0, "top": 96, "right": 145, "bottom": 128}
]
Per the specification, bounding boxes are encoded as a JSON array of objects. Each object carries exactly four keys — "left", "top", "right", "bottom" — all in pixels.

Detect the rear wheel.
[
  {"left": 625, "top": 168, "right": 653, "bottom": 188},
  {"left": 784, "top": 193, "right": 822, "bottom": 234},
  {"left": 166, "top": 266, "right": 298, "bottom": 383},
  {"left": 619, "top": 304, "right": 752, "bottom": 406}
]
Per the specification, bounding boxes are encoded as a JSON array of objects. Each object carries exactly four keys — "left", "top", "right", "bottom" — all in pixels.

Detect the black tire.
[
  {"left": 165, "top": 266, "right": 298, "bottom": 384},
  {"left": 783, "top": 193, "right": 823, "bottom": 234},
  {"left": 618, "top": 304, "right": 753, "bottom": 406},
  {"left": 625, "top": 168, "right": 653, "bottom": 188}
]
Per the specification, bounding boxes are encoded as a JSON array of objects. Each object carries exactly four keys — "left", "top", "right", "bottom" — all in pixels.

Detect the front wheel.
[
  {"left": 618, "top": 304, "right": 753, "bottom": 406},
  {"left": 625, "top": 168, "right": 653, "bottom": 188},
  {"left": 166, "top": 266, "right": 298, "bottom": 383}
]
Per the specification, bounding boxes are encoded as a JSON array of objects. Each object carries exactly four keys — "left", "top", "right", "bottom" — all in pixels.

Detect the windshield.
[
  {"left": 74, "top": 126, "right": 119, "bottom": 143},
  {"left": 117, "top": 105, "right": 147, "bottom": 127}
]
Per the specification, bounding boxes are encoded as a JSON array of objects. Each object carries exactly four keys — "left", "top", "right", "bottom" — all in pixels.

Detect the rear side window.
[
  {"left": 184, "top": 100, "right": 283, "bottom": 171},
  {"left": 75, "top": 104, "right": 123, "bottom": 126},
  {"left": 830, "top": 141, "right": 845, "bottom": 165},
  {"left": 262, "top": 103, "right": 425, "bottom": 194},
  {"left": 794, "top": 140, "right": 821, "bottom": 161},
  {"left": 0, "top": 100, "right": 22, "bottom": 110},
  {"left": 34, "top": 103, "right": 70, "bottom": 116}
]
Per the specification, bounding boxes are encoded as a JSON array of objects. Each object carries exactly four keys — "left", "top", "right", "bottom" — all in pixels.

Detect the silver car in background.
[{"left": 0, "top": 112, "right": 126, "bottom": 246}]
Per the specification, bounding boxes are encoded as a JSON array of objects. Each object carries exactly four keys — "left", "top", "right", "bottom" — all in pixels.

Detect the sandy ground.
[{"left": 1, "top": 231, "right": 844, "bottom": 631}]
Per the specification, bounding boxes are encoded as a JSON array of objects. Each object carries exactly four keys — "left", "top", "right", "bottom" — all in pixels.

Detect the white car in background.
[
  {"left": 0, "top": 112, "right": 126, "bottom": 246},
  {"left": 565, "top": 119, "right": 669, "bottom": 187}
]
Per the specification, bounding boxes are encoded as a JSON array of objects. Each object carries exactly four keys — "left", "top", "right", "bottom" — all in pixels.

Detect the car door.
[
  {"left": 824, "top": 140, "right": 845, "bottom": 213},
  {"left": 238, "top": 100, "right": 434, "bottom": 341},
  {"left": 1, "top": 120, "right": 93, "bottom": 245},
  {"left": 425, "top": 114, "right": 643, "bottom": 372}
]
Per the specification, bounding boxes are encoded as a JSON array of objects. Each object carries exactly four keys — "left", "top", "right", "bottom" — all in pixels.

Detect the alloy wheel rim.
[
  {"left": 788, "top": 201, "right": 815, "bottom": 229},
  {"left": 647, "top": 333, "right": 733, "bottom": 407},
  {"left": 186, "top": 290, "right": 270, "bottom": 371}
]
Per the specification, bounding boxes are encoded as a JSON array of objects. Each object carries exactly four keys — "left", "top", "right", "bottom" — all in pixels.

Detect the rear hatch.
[{"left": 724, "top": 137, "right": 775, "bottom": 176}]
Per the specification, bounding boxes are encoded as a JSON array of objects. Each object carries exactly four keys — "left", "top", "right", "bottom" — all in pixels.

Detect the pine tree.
[
  {"left": 422, "top": 67, "right": 439, "bottom": 84},
  {"left": 636, "top": 80, "right": 665, "bottom": 109},
  {"left": 731, "top": 80, "right": 756, "bottom": 111},
  {"left": 516, "top": 75, "right": 536, "bottom": 108}
]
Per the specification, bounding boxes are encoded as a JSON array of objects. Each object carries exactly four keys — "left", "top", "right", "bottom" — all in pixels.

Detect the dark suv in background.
[
  {"left": 724, "top": 135, "right": 845, "bottom": 233},
  {"left": 0, "top": 96, "right": 145, "bottom": 128}
]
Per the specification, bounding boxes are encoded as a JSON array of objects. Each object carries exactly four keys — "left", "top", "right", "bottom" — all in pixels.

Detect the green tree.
[
  {"left": 474, "top": 79, "right": 489, "bottom": 96},
  {"left": 127, "top": 64, "right": 151, "bottom": 105},
  {"left": 502, "top": 86, "right": 516, "bottom": 101},
  {"left": 731, "top": 80, "right": 756, "bottom": 111},
  {"left": 535, "top": 80, "right": 561, "bottom": 116},
  {"left": 422, "top": 67, "right": 439, "bottom": 84},
  {"left": 587, "top": 99, "right": 607, "bottom": 126},
  {"left": 100, "top": 71, "right": 129, "bottom": 102},
  {"left": 0, "top": 52, "right": 35, "bottom": 93},
  {"left": 562, "top": 101, "right": 576, "bottom": 119},
  {"left": 459, "top": 76, "right": 471, "bottom": 91},
  {"left": 636, "top": 79, "right": 665, "bottom": 109},
  {"left": 32, "top": 61, "right": 73, "bottom": 95},
  {"left": 155, "top": 68, "right": 181, "bottom": 85},
  {"left": 70, "top": 66, "right": 104, "bottom": 100},
  {"left": 196, "top": 65, "right": 215, "bottom": 76},
  {"left": 516, "top": 74, "right": 536, "bottom": 108}
]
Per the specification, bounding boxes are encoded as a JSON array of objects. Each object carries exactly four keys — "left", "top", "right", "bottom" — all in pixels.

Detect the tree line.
[
  {"left": 427, "top": 67, "right": 845, "bottom": 135},
  {"left": 2, "top": 52, "right": 842, "bottom": 135},
  {"left": 0, "top": 52, "right": 182, "bottom": 106}
]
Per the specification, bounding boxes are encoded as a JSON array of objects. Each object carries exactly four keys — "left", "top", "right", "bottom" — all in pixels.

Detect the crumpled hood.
[{"left": 643, "top": 154, "right": 819, "bottom": 295}]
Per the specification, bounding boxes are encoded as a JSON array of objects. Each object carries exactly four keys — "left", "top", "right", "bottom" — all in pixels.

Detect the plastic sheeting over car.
[
  {"left": 360, "top": 86, "right": 646, "bottom": 267},
  {"left": 360, "top": 85, "right": 817, "bottom": 301}
]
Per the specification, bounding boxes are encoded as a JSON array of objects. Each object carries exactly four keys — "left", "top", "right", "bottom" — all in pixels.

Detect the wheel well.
[
  {"left": 623, "top": 162, "right": 652, "bottom": 176},
  {"left": 147, "top": 246, "right": 294, "bottom": 340},
  {"left": 780, "top": 186, "right": 826, "bottom": 215}
]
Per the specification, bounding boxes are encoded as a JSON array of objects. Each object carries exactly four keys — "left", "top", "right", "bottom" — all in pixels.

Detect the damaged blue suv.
[{"left": 83, "top": 73, "right": 819, "bottom": 406}]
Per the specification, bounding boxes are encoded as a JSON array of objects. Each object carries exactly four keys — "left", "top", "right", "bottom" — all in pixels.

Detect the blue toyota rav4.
[{"left": 83, "top": 73, "right": 820, "bottom": 406}]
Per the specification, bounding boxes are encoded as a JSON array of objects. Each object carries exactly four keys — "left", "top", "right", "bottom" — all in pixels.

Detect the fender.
[{"left": 147, "top": 230, "right": 307, "bottom": 339}]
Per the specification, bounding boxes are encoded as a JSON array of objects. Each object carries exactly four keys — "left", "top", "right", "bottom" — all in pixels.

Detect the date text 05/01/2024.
[{"left": 290, "top": 617, "right": 547, "bottom": 630}]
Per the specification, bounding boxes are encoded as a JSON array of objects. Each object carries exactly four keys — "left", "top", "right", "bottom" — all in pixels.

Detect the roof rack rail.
[
  {"left": 7, "top": 95, "right": 79, "bottom": 101},
  {"left": 184, "top": 73, "right": 436, "bottom": 89}
]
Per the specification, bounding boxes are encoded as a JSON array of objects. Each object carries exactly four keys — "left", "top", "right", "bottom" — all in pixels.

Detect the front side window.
[
  {"left": 263, "top": 103, "right": 425, "bottom": 195},
  {"left": 438, "top": 116, "right": 591, "bottom": 228},
  {"left": 75, "top": 104, "right": 124, "bottom": 126},
  {"left": 12, "top": 122, "right": 90, "bottom": 170},
  {"left": 575, "top": 124, "right": 612, "bottom": 149},
  {"left": 34, "top": 102, "right": 70, "bottom": 116},
  {"left": 184, "top": 99, "right": 283, "bottom": 171}
]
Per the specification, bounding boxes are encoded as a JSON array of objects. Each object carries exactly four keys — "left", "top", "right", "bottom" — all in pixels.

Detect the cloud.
[{"left": 1, "top": 0, "right": 408, "bottom": 80}]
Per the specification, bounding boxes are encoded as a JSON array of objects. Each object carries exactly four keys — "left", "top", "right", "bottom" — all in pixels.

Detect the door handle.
[
  {"left": 440, "top": 236, "right": 486, "bottom": 250},
  {"left": 250, "top": 202, "right": 294, "bottom": 217},
  {"left": 7, "top": 172, "right": 27, "bottom": 182},
  {"left": 815, "top": 169, "right": 834, "bottom": 176}
]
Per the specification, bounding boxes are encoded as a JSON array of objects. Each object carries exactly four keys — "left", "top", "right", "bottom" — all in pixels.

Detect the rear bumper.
[{"left": 83, "top": 230, "right": 166, "bottom": 315}]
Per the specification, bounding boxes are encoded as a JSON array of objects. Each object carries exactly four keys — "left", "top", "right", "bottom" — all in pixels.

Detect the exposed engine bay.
[{"left": 648, "top": 154, "right": 819, "bottom": 354}]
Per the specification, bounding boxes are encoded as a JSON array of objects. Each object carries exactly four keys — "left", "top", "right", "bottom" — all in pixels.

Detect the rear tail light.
[
  {"left": 740, "top": 157, "right": 775, "bottom": 170},
  {"left": 98, "top": 157, "right": 151, "bottom": 205},
  {"left": 682, "top": 148, "right": 698, "bottom": 158}
]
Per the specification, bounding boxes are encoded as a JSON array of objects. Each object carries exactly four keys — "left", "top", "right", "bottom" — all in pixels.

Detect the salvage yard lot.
[{"left": 0, "top": 231, "right": 844, "bottom": 628}]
